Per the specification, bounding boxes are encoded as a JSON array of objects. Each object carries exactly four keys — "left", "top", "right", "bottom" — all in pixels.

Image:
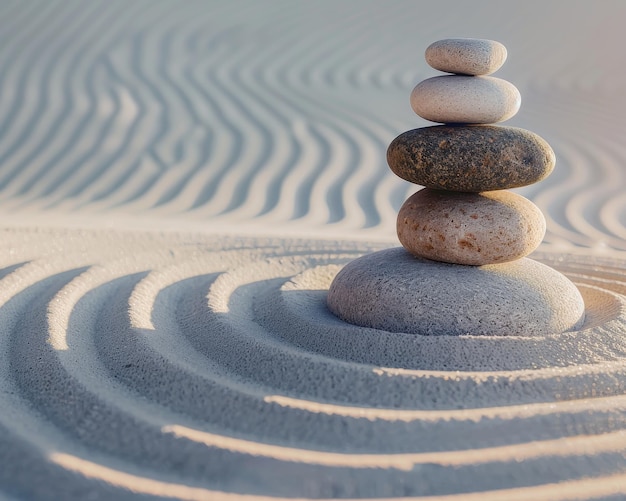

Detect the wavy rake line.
[
  {"left": 0, "top": 0, "right": 45, "bottom": 124},
  {"left": 0, "top": 2, "right": 174, "bottom": 211},
  {"left": 0, "top": 0, "right": 622, "bottom": 254},
  {"left": 0, "top": 2, "right": 151, "bottom": 213},
  {"left": 593, "top": 138, "right": 626, "bottom": 242},
  {"left": 35, "top": 3, "right": 182, "bottom": 207},
  {"left": 601, "top": 195, "right": 626, "bottom": 242},
  {"left": 223, "top": 13, "right": 386, "bottom": 223},
  {"left": 526, "top": 124, "right": 625, "bottom": 251},
  {"left": 27, "top": 66, "right": 135, "bottom": 208},
  {"left": 562, "top": 140, "right": 626, "bottom": 251},
  {"left": 178, "top": 29, "right": 344, "bottom": 222},
  {"left": 245, "top": 32, "right": 392, "bottom": 228},
  {"left": 93, "top": 2, "right": 402, "bottom": 229},
  {"left": 0, "top": 1, "right": 622, "bottom": 254},
  {"left": 115, "top": 13, "right": 249, "bottom": 212},
  {"left": 18, "top": 2, "right": 127, "bottom": 199},
  {"left": 532, "top": 136, "right": 617, "bottom": 250},
  {"left": 180, "top": 29, "right": 280, "bottom": 218},
  {"left": 134, "top": 26, "right": 225, "bottom": 210},
  {"left": 257, "top": 6, "right": 442, "bottom": 228},
  {"left": 103, "top": 40, "right": 227, "bottom": 211},
  {"left": 103, "top": 3, "right": 294, "bottom": 212},
  {"left": 0, "top": 1, "right": 79, "bottom": 187},
  {"left": 170, "top": 22, "right": 282, "bottom": 216}
]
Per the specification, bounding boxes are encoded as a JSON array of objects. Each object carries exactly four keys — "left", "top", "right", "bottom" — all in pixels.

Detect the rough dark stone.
[{"left": 387, "top": 125, "right": 555, "bottom": 191}]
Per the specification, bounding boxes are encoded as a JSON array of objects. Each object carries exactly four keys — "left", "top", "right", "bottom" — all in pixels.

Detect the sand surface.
[{"left": 1, "top": 0, "right": 626, "bottom": 499}]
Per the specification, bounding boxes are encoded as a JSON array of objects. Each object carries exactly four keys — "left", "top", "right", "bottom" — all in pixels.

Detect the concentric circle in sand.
[{"left": 1, "top": 228, "right": 626, "bottom": 499}]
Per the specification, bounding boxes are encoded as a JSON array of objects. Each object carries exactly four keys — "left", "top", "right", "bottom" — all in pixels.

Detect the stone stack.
[
  {"left": 327, "top": 38, "right": 586, "bottom": 336},
  {"left": 391, "top": 38, "right": 551, "bottom": 266}
]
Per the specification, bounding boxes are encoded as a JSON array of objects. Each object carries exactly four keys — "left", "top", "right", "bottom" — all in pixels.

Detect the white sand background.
[{"left": 0, "top": 0, "right": 626, "bottom": 499}]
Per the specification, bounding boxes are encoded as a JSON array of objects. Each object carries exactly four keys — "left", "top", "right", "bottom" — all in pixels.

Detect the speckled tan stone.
[
  {"left": 387, "top": 125, "right": 555, "bottom": 191},
  {"left": 327, "top": 247, "right": 585, "bottom": 336},
  {"left": 410, "top": 76, "right": 521, "bottom": 124},
  {"left": 397, "top": 189, "right": 546, "bottom": 265},
  {"left": 425, "top": 38, "right": 507, "bottom": 76}
]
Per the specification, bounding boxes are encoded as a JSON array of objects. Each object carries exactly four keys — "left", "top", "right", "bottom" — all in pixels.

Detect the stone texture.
[
  {"left": 397, "top": 189, "right": 545, "bottom": 265},
  {"left": 410, "top": 75, "right": 521, "bottom": 124},
  {"left": 387, "top": 125, "right": 556, "bottom": 191},
  {"left": 425, "top": 38, "right": 507, "bottom": 76},
  {"left": 327, "top": 247, "right": 585, "bottom": 336}
]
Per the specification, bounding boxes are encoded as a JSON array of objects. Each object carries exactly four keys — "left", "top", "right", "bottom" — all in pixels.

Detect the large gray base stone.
[{"left": 327, "top": 247, "right": 585, "bottom": 336}]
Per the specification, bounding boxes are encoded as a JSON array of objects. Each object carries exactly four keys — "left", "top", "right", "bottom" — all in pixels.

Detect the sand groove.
[
  {"left": 0, "top": 228, "right": 625, "bottom": 499},
  {"left": 0, "top": 1, "right": 623, "bottom": 247}
]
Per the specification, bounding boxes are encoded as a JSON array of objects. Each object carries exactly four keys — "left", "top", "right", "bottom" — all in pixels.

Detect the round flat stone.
[
  {"left": 397, "top": 189, "right": 545, "bottom": 265},
  {"left": 327, "top": 247, "right": 585, "bottom": 336},
  {"left": 425, "top": 38, "right": 507, "bottom": 75},
  {"left": 410, "top": 76, "right": 521, "bottom": 124},
  {"left": 387, "top": 125, "right": 556, "bottom": 191}
]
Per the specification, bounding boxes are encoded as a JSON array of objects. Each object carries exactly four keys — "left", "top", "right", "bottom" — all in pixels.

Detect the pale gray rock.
[
  {"left": 397, "top": 189, "right": 546, "bottom": 265},
  {"left": 327, "top": 247, "right": 586, "bottom": 336},
  {"left": 425, "top": 38, "right": 507, "bottom": 76},
  {"left": 410, "top": 75, "right": 521, "bottom": 124}
]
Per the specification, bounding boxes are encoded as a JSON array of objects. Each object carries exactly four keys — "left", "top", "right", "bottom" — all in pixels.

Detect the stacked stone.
[
  {"left": 389, "top": 38, "right": 554, "bottom": 266},
  {"left": 327, "top": 38, "right": 586, "bottom": 337}
]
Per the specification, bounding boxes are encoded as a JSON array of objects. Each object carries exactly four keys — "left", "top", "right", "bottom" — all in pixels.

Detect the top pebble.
[{"left": 425, "top": 38, "right": 507, "bottom": 76}]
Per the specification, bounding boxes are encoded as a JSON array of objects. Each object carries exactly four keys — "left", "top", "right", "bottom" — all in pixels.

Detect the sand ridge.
[
  {"left": 0, "top": 0, "right": 625, "bottom": 498},
  {"left": 0, "top": 228, "right": 624, "bottom": 498},
  {"left": 0, "top": 1, "right": 622, "bottom": 249}
]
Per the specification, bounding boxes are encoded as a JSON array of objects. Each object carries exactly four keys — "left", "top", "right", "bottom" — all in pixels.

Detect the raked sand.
[{"left": 1, "top": 1, "right": 626, "bottom": 499}]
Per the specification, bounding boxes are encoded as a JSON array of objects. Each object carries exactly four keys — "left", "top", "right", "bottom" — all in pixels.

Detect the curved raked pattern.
[{"left": 0, "top": 228, "right": 625, "bottom": 498}]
